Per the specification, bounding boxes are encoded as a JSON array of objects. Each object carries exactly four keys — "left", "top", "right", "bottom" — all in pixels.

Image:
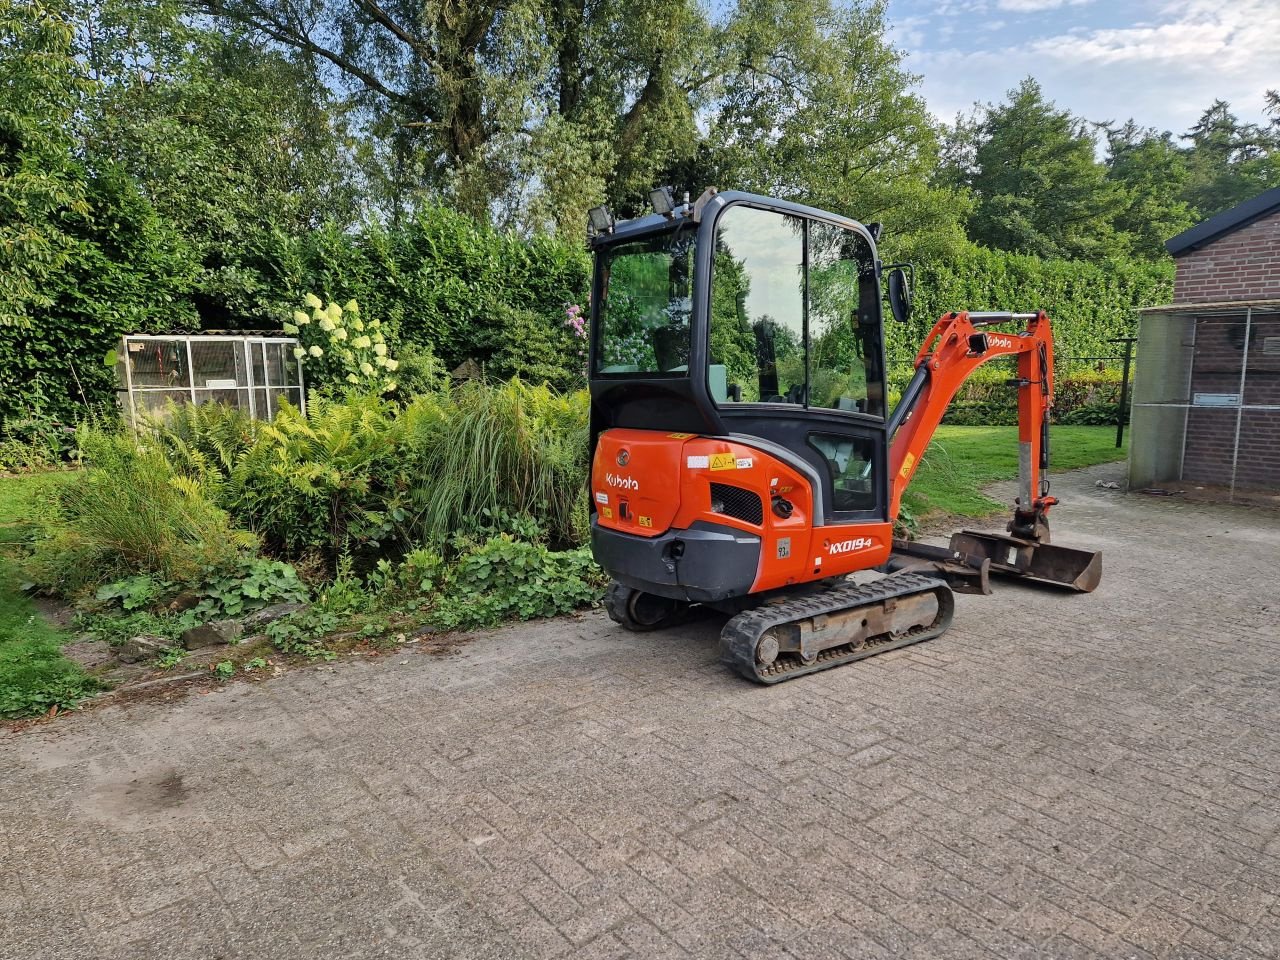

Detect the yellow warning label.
[
  {"left": 601, "top": 506, "right": 613, "bottom": 519},
  {"left": 899, "top": 451, "right": 916, "bottom": 478},
  {"left": 667, "top": 432, "right": 694, "bottom": 439},
  {"left": 710, "top": 452, "right": 737, "bottom": 471},
  {"left": 638, "top": 516, "right": 653, "bottom": 528}
]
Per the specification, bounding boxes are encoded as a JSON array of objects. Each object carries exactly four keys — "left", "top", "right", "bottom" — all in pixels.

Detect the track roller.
[{"left": 720, "top": 571, "right": 955, "bottom": 684}]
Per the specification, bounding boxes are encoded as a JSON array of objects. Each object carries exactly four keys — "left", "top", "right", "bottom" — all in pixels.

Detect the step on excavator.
[{"left": 585, "top": 188, "right": 1102, "bottom": 684}]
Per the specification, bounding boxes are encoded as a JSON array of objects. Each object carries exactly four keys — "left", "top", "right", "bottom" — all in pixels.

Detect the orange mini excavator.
[{"left": 586, "top": 188, "right": 1101, "bottom": 684}]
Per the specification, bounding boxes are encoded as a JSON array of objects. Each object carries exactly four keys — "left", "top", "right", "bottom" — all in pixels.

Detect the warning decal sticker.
[{"left": 709, "top": 453, "right": 737, "bottom": 471}]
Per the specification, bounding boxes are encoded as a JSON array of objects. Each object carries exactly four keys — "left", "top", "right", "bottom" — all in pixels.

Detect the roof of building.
[
  {"left": 1138, "top": 297, "right": 1280, "bottom": 317},
  {"left": 1165, "top": 186, "right": 1280, "bottom": 256}
]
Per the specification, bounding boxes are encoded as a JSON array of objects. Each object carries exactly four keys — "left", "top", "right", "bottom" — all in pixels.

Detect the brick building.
[{"left": 1129, "top": 186, "right": 1280, "bottom": 495}]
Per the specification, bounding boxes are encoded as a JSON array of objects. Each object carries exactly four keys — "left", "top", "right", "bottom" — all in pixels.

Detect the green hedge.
[
  {"left": 940, "top": 369, "right": 1129, "bottom": 426},
  {"left": 3, "top": 202, "right": 1167, "bottom": 435},
  {"left": 289, "top": 209, "right": 590, "bottom": 387},
  {"left": 0, "top": 203, "right": 590, "bottom": 429},
  {"left": 887, "top": 243, "right": 1172, "bottom": 367}
]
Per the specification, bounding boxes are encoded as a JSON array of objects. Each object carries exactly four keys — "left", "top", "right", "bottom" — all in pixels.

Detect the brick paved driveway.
[{"left": 4, "top": 466, "right": 1280, "bottom": 960}]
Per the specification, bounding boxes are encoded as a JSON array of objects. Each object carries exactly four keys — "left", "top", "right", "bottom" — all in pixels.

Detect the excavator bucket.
[{"left": 948, "top": 531, "right": 1102, "bottom": 593}]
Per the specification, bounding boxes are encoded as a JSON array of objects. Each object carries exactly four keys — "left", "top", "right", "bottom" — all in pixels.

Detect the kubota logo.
[
  {"left": 606, "top": 473, "right": 638, "bottom": 491},
  {"left": 828, "top": 537, "right": 875, "bottom": 555},
  {"left": 990, "top": 335, "right": 1015, "bottom": 349}
]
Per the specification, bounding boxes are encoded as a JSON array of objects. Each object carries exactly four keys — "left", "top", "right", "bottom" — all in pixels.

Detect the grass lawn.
[
  {"left": 902, "top": 425, "right": 1127, "bottom": 525},
  {"left": 0, "top": 471, "right": 99, "bottom": 718}
]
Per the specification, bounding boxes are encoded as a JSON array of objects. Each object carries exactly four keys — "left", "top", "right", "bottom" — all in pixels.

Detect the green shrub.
[
  {"left": 930, "top": 367, "right": 1127, "bottom": 426},
  {"left": 192, "top": 558, "right": 308, "bottom": 618},
  {"left": 33, "top": 428, "right": 255, "bottom": 592},
  {"left": 220, "top": 392, "right": 407, "bottom": 563},
  {"left": 889, "top": 243, "right": 1172, "bottom": 365},
  {"left": 432, "top": 536, "right": 605, "bottom": 630},
  {"left": 410, "top": 379, "right": 589, "bottom": 548}
]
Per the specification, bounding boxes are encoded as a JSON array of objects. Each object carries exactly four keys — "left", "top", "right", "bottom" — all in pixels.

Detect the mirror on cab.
[{"left": 886, "top": 264, "right": 913, "bottom": 324}]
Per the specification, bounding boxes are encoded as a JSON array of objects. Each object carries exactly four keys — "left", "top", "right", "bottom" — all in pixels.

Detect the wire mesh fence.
[
  {"left": 117, "top": 335, "right": 304, "bottom": 426},
  {"left": 1130, "top": 304, "right": 1280, "bottom": 496}
]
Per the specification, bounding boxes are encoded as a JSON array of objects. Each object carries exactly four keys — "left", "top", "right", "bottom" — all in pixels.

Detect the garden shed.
[
  {"left": 1129, "top": 187, "right": 1280, "bottom": 496},
  {"left": 116, "top": 333, "right": 304, "bottom": 426}
]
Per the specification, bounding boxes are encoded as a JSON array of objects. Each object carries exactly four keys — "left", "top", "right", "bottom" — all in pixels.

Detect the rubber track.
[{"left": 719, "top": 571, "right": 956, "bottom": 685}]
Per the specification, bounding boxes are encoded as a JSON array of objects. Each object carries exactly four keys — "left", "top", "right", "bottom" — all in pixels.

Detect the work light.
[
  {"left": 649, "top": 186, "right": 675, "bottom": 216},
  {"left": 587, "top": 205, "right": 614, "bottom": 235}
]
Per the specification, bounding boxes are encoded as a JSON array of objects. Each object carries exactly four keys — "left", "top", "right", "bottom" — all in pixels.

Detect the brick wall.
[
  {"left": 1173, "top": 209, "right": 1280, "bottom": 303},
  {"left": 1181, "top": 314, "right": 1280, "bottom": 489}
]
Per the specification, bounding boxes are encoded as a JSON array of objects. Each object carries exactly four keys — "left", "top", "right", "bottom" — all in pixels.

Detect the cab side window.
[
  {"left": 708, "top": 207, "right": 805, "bottom": 404},
  {"left": 708, "top": 207, "right": 884, "bottom": 418},
  {"left": 808, "top": 223, "right": 885, "bottom": 418}
]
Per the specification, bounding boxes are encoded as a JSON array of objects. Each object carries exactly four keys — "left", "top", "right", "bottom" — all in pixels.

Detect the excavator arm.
[
  {"left": 888, "top": 310, "right": 1056, "bottom": 538},
  {"left": 884, "top": 310, "right": 1102, "bottom": 593}
]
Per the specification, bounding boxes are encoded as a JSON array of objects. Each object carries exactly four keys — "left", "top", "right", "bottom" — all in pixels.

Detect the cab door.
[{"left": 703, "top": 202, "right": 889, "bottom": 526}]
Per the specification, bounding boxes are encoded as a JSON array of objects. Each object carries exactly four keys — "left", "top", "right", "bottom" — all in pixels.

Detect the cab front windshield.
[{"left": 594, "top": 228, "right": 694, "bottom": 375}]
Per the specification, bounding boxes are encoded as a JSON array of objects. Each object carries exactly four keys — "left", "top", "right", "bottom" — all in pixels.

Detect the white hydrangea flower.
[
  {"left": 352, "top": 318, "right": 364, "bottom": 332},
  {"left": 360, "top": 361, "right": 374, "bottom": 376},
  {"left": 292, "top": 310, "right": 310, "bottom": 325},
  {"left": 282, "top": 322, "right": 298, "bottom": 335},
  {"left": 353, "top": 335, "right": 371, "bottom": 349},
  {"left": 385, "top": 381, "right": 397, "bottom": 392},
  {"left": 385, "top": 358, "right": 399, "bottom": 371},
  {"left": 344, "top": 299, "right": 359, "bottom": 314},
  {"left": 308, "top": 345, "right": 323, "bottom": 358},
  {"left": 375, "top": 355, "right": 389, "bottom": 368},
  {"left": 332, "top": 327, "right": 348, "bottom": 341},
  {"left": 346, "top": 373, "right": 360, "bottom": 384},
  {"left": 304, "top": 293, "right": 323, "bottom": 309},
  {"left": 326, "top": 302, "right": 343, "bottom": 321},
  {"left": 293, "top": 347, "right": 306, "bottom": 360},
  {"left": 341, "top": 350, "right": 353, "bottom": 363},
  {"left": 374, "top": 342, "right": 387, "bottom": 357},
  {"left": 319, "top": 317, "right": 335, "bottom": 333}
]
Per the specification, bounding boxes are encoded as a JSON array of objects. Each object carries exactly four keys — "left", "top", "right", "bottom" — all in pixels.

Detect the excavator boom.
[{"left": 884, "top": 310, "right": 1101, "bottom": 594}]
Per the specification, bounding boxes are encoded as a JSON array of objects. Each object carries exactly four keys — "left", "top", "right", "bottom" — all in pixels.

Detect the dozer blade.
[
  {"left": 887, "top": 537, "right": 992, "bottom": 595},
  {"left": 948, "top": 530, "right": 1102, "bottom": 593}
]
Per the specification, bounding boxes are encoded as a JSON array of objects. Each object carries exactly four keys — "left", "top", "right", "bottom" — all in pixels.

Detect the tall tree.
[
  {"left": 77, "top": 0, "right": 358, "bottom": 323},
  {"left": 1181, "top": 99, "right": 1280, "bottom": 218},
  {"left": 946, "top": 78, "right": 1120, "bottom": 261},
  {"left": 1103, "top": 121, "right": 1194, "bottom": 259},
  {"left": 0, "top": 0, "right": 92, "bottom": 327},
  {"left": 702, "top": 0, "right": 967, "bottom": 259}
]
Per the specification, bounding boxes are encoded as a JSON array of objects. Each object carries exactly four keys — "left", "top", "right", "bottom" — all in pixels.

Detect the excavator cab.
[
  {"left": 586, "top": 189, "right": 1101, "bottom": 684},
  {"left": 590, "top": 192, "right": 892, "bottom": 522}
]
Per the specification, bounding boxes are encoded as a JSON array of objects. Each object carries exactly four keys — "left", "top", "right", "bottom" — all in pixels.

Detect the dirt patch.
[
  {"left": 76, "top": 765, "right": 191, "bottom": 831},
  {"left": 1134, "top": 480, "right": 1280, "bottom": 510},
  {"left": 3, "top": 628, "right": 474, "bottom": 732}
]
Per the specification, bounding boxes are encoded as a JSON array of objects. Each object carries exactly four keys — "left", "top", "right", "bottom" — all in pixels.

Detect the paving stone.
[{"left": 3, "top": 464, "right": 1280, "bottom": 959}]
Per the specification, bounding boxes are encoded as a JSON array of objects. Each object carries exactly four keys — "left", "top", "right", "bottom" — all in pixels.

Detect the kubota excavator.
[{"left": 586, "top": 188, "right": 1101, "bottom": 684}]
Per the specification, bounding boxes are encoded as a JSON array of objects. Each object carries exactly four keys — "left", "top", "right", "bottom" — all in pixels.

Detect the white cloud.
[
  {"left": 996, "top": 0, "right": 1091, "bottom": 11},
  {"left": 909, "top": 0, "right": 1279, "bottom": 134}
]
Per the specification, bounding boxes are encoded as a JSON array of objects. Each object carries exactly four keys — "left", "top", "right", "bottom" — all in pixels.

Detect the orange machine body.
[{"left": 591, "top": 429, "right": 893, "bottom": 597}]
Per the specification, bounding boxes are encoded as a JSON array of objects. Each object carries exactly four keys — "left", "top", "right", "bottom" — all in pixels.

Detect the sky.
[{"left": 884, "top": 0, "right": 1279, "bottom": 139}]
